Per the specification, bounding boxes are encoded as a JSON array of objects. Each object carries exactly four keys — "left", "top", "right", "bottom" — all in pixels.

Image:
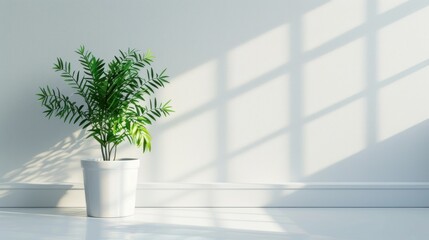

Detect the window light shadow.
[{"left": 153, "top": 0, "right": 429, "bottom": 184}]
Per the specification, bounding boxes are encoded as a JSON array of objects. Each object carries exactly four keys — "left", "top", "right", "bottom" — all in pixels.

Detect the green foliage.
[{"left": 37, "top": 46, "right": 173, "bottom": 161}]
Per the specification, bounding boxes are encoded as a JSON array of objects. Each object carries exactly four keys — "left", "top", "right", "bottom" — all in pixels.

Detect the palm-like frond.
[
  {"left": 37, "top": 46, "right": 173, "bottom": 160},
  {"left": 37, "top": 86, "right": 87, "bottom": 125}
]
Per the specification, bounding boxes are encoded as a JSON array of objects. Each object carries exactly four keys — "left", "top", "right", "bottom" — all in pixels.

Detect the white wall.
[{"left": 1, "top": 0, "right": 429, "bottom": 207}]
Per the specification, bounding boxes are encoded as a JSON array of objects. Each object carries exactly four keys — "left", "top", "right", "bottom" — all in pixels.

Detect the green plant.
[{"left": 37, "top": 46, "right": 173, "bottom": 161}]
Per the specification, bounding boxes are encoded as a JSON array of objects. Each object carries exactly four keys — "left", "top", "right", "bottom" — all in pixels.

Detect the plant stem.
[
  {"left": 105, "top": 142, "right": 109, "bottom": 161},
  {"left": 113, "top": 145, "right": 117, "bottom": 161},
  {"left": 108, "top": 144, "right": 114, "bottom": 161},
  {"left": 100, "top": 145, "right": 106, "bottom": 160}
]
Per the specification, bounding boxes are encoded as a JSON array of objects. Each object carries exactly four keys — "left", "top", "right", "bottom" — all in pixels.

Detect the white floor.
[{"left": 0, "top": 208, "right": 428, "bottom": 240}]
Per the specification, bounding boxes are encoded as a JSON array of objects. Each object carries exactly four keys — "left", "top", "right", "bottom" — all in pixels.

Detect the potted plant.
[{"left": 37, "top": 46, "right": 173, "bottom": 217}]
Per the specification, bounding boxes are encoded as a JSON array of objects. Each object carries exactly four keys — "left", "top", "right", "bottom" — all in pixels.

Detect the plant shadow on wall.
[
  {"left": 0, "top": 75, "right": 99, "bottom": 205},
  {"left": 2, "top": 129, "right": 90, "bottom": 183},
  {"left": 0, "top": 127, "right": 96, "bottom": 206}
]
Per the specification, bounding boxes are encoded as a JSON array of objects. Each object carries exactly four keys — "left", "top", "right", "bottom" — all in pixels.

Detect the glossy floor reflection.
[{"left": 0, "top": 208, "right": 427, "bottom": 239}]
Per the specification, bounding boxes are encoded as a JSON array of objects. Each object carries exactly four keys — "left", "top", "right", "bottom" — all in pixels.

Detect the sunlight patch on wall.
[
  {"left": 303, "top": 38, "right": 365, "bottom": 117},
  {"left": 228, "top": 133, "right": 289, "bottom": 183},
  {"left": 378, "top": 6, "right": 429, "bottom": 81},
  {"left": 378, "top": 69, "right": 429, "bottom": 141},
  {"left": 227, "top": 24, "right": 289, "bottom": 90},
  {"left": 227, "top": 75, "right": 289, "bottom": 153},
  {"left": 160, "top": 109, "right": 217, "bottom": 182},
  {"left": 303, "top": 99, "right": 366, "bottom": 177},
  {"left": 377, "top": 0, "right": 408, "bottom": 14},
  {"left": 303, "top": 0, "right": 365, "bottom": 52}
]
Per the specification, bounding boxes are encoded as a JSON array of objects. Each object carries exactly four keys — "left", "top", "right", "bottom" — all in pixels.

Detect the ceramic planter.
[{"left": 81, "top": 158, "right": 140, "bottom": 218}]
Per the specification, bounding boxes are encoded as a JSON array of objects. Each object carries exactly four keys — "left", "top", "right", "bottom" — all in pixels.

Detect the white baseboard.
[{"left": 1, "top": 182, "right": 429, "bottom": 207}]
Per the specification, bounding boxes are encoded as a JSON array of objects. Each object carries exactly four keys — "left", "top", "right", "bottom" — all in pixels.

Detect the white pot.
[{"left": 81, "top": 158, "right": 140, "bottom": 218}]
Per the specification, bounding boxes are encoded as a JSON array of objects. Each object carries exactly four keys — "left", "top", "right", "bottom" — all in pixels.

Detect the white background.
[{"left": 1, "top": 0, "right": 429, "bottom": 206}]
